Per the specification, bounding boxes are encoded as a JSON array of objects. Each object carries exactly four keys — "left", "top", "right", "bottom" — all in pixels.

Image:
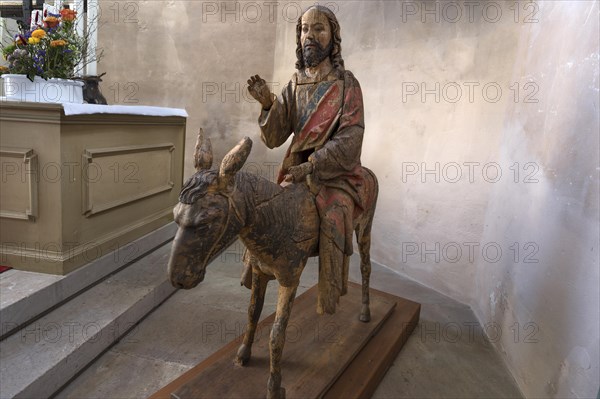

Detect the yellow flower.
[
  {"left": 0, "top": 65, "right": 9, "bottom": 73},
  {"left": 31, "top": 29, "right": 46, "bottom": 39},
  {"left": 50, "top": 40, "right": 68, "bottom": 47},
  {"left": 28, "top": 37, "right": 41, "bottom": 45}
]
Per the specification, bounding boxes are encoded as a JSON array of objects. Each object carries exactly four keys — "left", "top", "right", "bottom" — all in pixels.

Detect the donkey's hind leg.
[
  {"left": 356, "top": 218, "right": 373, "bottom": 323},
  {"left": 235, "top": 271, "right": 269, "bottom": 366}
]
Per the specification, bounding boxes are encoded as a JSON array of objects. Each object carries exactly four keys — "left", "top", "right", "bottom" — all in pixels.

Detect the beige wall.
[
  {"left": 96, "top": 0, "right": 281, "bottom": 178},
  {"left": 95, "top": 1, "right": 599, "bottom": 397}
]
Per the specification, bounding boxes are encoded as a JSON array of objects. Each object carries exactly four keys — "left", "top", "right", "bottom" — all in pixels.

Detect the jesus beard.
[{"left": 303, "top": 39, "right": 334, "bottom": 68}]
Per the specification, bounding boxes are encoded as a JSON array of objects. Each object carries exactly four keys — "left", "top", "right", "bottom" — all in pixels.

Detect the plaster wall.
[
  {"left": 271, "top": 1, "right": 599, "bottom": 397},
  {"left": 93, "top": 0, "right": 599, "bottom": 397},
  {"left": 95, "top": 0, "right": 280, "bottom": 179},
  {"left": 474, "top": 2, "right": 599, "bottom": 397}
]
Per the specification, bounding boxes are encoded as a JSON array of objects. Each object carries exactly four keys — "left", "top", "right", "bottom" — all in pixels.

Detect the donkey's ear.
[
  {"left": 194, "top": 128, "right": 213, "bottom": 171},
  {"left": 218, "top": 137, "right": 252, "bottom": 188}
]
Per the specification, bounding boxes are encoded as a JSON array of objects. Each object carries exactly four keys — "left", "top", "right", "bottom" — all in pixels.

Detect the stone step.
[
  {"left": 0, "top": 223, "right": 177, "bottom": 339},
  {"left": 0, "top": 239, "right": 178, "bottom": 399}
]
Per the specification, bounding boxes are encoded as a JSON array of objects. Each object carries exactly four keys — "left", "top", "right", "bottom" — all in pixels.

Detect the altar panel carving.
[
  {"left": 82, "top": 143, "right": 175, "bottom": 216},
  {"left": 0, "top": 147, "right": 38, "bottom": 221}
]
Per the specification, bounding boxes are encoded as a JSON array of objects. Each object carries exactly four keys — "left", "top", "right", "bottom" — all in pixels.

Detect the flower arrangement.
[{"left": 0, "top": 7, "right": 100, "bottom": 81}]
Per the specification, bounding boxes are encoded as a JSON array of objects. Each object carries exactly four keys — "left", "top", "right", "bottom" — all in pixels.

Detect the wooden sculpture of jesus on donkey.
[{"left": 167, "top": 5, "right": 378, "bottom": 399}]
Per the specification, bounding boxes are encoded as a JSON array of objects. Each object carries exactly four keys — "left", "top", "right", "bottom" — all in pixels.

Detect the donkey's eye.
[
  {"left": 194, "top": 223, "right": 211, "bottom": 233},
  {"left": 194, "top": 210, "right": 221, "bottom": 228}
]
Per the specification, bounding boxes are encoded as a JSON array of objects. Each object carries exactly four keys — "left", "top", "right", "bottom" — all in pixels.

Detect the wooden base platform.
[{"left": 149, "top": 283, "right": 420, "bottom": 399}]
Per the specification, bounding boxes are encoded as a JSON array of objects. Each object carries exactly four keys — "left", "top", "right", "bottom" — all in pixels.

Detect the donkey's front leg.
[
  {"left": 235, "top": 271, "right": 269, "bottom": 366},
  {"left": 267, "top": 284, "right": 298, "bottom": 399}
]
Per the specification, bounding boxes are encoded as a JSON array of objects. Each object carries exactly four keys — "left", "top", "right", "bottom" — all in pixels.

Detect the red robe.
[{"left": 259, "top": 68, "right": 369, "bottom": 256}]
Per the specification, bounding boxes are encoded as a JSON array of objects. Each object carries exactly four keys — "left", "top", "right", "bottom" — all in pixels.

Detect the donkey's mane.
[
  {"left": 237, "top": 172, "right": 284, "bottom": 207},
  {"left": 179, "top": 170, "right": 218, "bottom": 204},
  {"left": 179, "top": 169, "right": 284, "bottom": 207}
]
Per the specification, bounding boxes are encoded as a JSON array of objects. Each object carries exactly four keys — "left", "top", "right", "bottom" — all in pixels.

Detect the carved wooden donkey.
[{"left": 168, "top": 131, "right": 378, "bottom": 399}]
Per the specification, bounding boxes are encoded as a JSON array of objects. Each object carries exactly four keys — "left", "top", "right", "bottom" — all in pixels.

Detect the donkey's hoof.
[
  {"left": 234, "top": 344, "right": 251, "bottom": 366},
  {"left": 359, "top": 306, "right": 371, "bottom": 323},
  {"left": 267, "top": 387, "right": 286, "bottom": 399}
]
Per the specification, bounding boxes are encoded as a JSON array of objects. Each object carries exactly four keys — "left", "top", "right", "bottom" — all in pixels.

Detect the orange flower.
[
  {"left": 60, "top": 9, "right": 77, "bottom": 21},
  {"left": 50, "top": 39, "right": 68, "bottom": 47},
  {"left": 31, "top": 29, "right": 46, "bottom": 39},
  {"left": 44, "top": 16, "right": 59, "bottom": 28}
]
